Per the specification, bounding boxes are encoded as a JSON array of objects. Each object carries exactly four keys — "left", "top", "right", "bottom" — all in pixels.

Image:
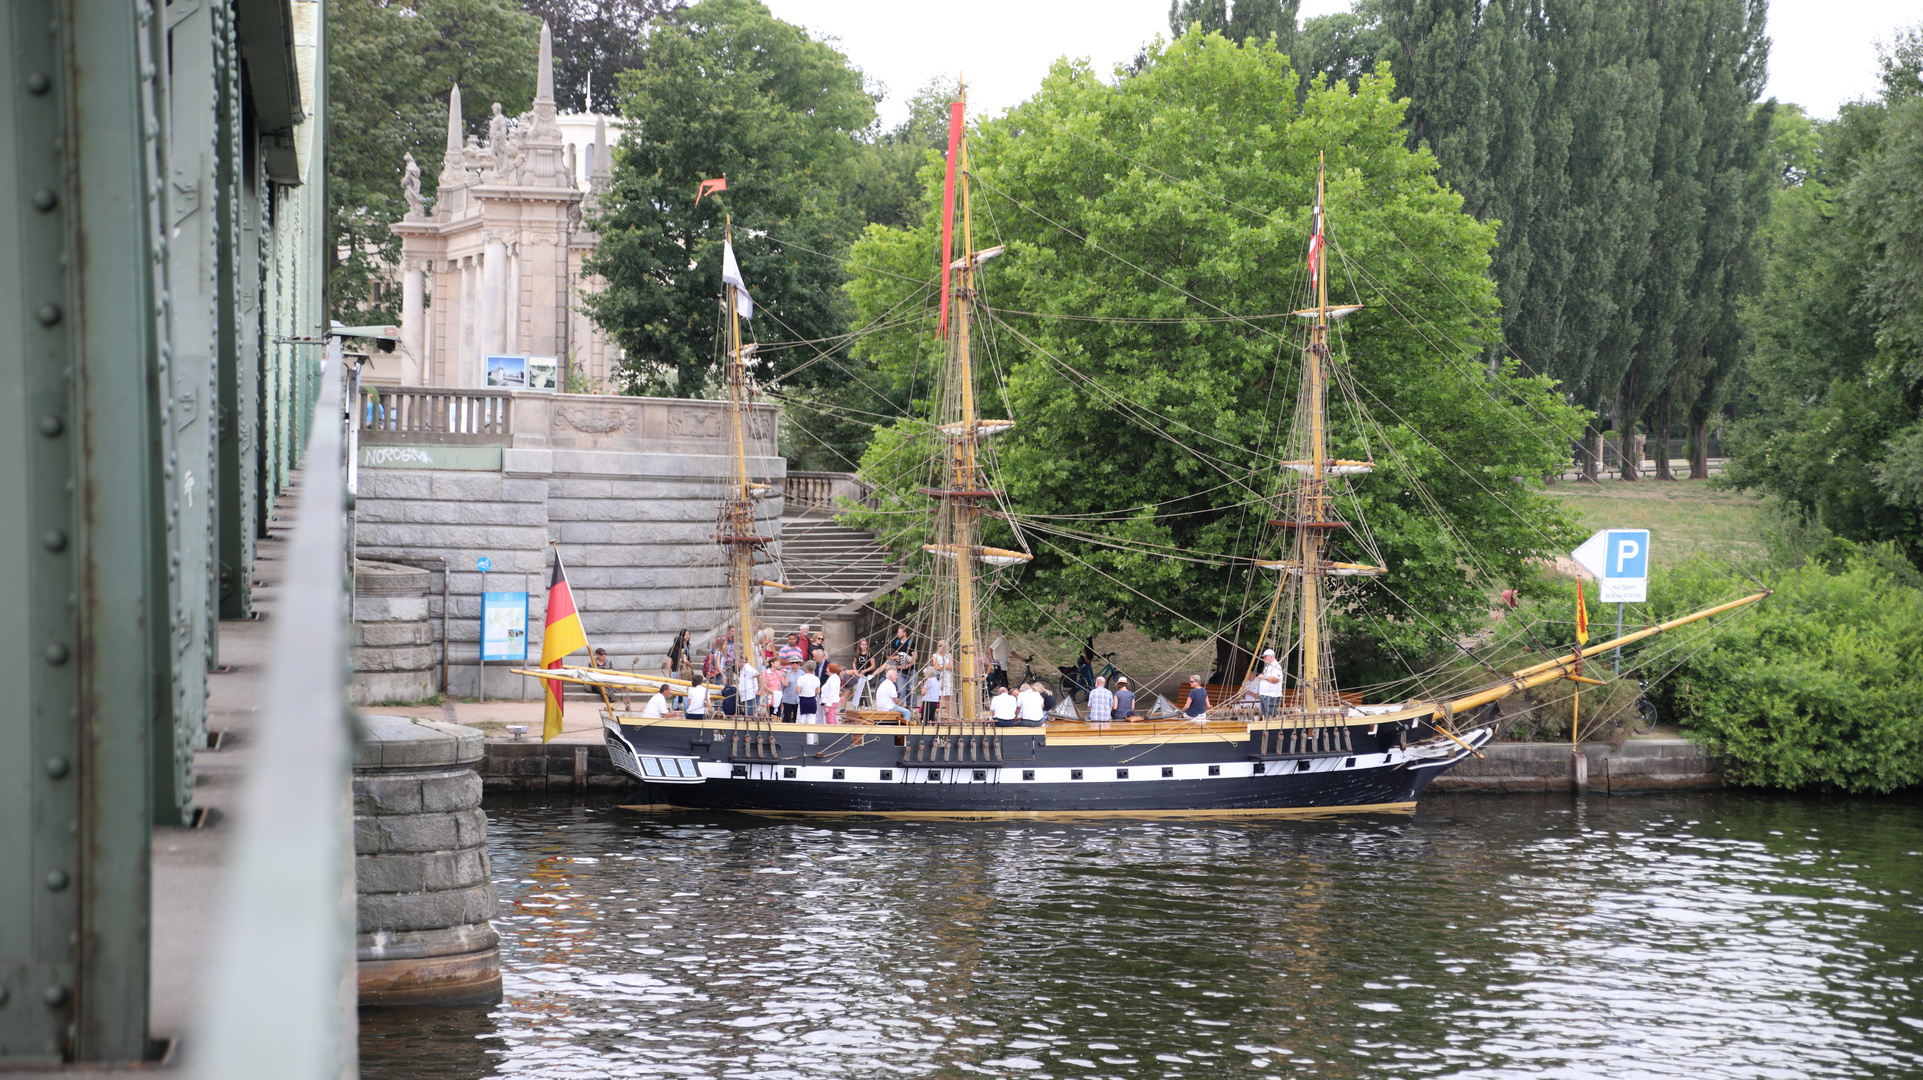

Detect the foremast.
[
  {"left": 922, "top": 99, "right": 1029, "bottom": 722},
  {"left": 718, "top": 214, "right": 766, "bottom": 667}
]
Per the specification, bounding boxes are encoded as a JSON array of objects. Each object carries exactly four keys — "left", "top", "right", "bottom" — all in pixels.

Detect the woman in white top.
[
  {"left": 931, "top": 647, "right": 953, "bottom": 704},
  {"left": 640, "top": 686, "right": 673, "bottom": 718},
  {"left": 990, "top": 685, "right": 1020, "bottom": 725},
  {"left": 795, "top": 667, "right": 822, "bottom": 723},
  {"left": 920, "top": 668, "right": 943, "bottom": 725},
  {"left": 1016, "top": 682, "right": 1045, "bottom": 725},
  {"left": 684, "top": 680, "right": 709, "bottom": 720},
  {"left": 736, "top": 662, "right": 759, "bottom": 717},
  {"left": 821, "top": 664, "right": 843, "bottom": 724}
]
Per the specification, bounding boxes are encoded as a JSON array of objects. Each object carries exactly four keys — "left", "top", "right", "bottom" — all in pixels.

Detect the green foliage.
[
  {"left": 1724, "top": 38, "right": 1923, "bottom": 565},
  {"left": 1645, "top": 553, "right": 1923, "bottom": 793},
  {"left": 843, "top": 32, "right": 1584, "bottom": 678},
  {"left": 584, "top": 0, "right": 876, "bottom": 398},
  {"left": 326, "top": 0, "right": 540, "bottom": 320}
]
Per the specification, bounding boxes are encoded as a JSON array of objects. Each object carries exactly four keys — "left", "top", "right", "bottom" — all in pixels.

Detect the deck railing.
[{"left": 359, "top": 386, "right": 513, "bottom": 445}]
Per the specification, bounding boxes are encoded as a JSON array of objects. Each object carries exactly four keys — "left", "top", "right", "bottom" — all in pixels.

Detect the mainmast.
[
  {"left": 719, "top": 214, "right": 764, "bottom": 669},
  {"left": 923, "top": 99, "right": 1028, "bottom": 722}
]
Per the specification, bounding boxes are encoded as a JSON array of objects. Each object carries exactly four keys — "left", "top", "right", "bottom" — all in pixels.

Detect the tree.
[
  {"left": 1724, "top": 26, "right": 1923, "bottom": 565},
  {"left": 843, "top": 31, "right": 1584, "bottom": 680},
  {"left": 326, "top": 0, "right": 539, "bottom": 320},
  {"left": 519, "top": 0, "right": 686, "bottom": 112},
  {"left": 584, "top": 0, "right": 877, "bottom": 398}
]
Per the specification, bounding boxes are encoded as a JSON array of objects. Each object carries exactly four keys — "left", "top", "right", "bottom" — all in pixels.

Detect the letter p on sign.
[{"left": 1571, "top": 528, "right": 1649, "bottom": 603}]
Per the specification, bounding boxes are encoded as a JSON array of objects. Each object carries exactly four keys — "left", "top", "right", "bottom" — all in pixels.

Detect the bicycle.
[{"left": 1629, "top": 680, "right": 1660, "bottom": 736}]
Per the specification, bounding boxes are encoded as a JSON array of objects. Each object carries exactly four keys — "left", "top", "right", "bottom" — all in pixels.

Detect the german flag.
[{"left": 540, "top": 546, "right": 589, "bottom": 741}]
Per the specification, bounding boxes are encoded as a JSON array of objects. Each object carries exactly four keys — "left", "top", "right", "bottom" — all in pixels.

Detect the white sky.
[{"left": 762, "top": 0, "right": 1918, "bottom": 130}]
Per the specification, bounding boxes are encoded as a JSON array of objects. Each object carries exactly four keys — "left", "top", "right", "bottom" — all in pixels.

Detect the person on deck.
[
  {"left": 810, "top": 646, "right": 828, "bottom": 680},
  {"left": 684, "top": 678, "right": 709, "bottom": 721},
  {"left": 1017, "top": 682, "right": 1045, "bottom": 726},
  {"left": 780, "top": 661, "right": 801, "bottom": 723},
  {"left": 641, "top": 685, "right": 673, "bottom": 719},
  {"left": 666, "top": 629, "right": 690, "bottom": 677},
  {"left": 795, "top": 665, "right": 821, "bottom": 724},
  {"left": 990, "top": 685, "right": 1020, "bottom": 726},
  {"left": 1086, "top": 676, "right": 1116, "bottom": 723},
  {"left": 735, "top": 659, "right": 759, "bottom": 717},
  {"left": 761, "top": 661, "right": 784, "bottom": 718},
  {"left": 720, "top": 680, "right": 739, "bottom": 717},
  {"left": 1185, "top": 675, "right": 1210, "bottom": 718},
  {"left": 702, "top": 642, "right": 723, "bottom": 681},
  {"left": 1257, "top": 648, "right": 1285, "bottom": 718},
  {"left": 849, "top": 639, "right": 877, "bottom": 706},
  {"left": 822, "top": 663, "right": 842, "bottom": 724},
  {"left": 797, "top": 624, "right": 814, "bottom": 659},
  {"left": 778, "top": 634, "right": 803, "bottom": 666},
  {"left": 1114, "top": 678, "right": 1135, "bottom": 721},
  {"left": 1038, "top": 681, "right": 1057, "bottom": 713},
  {"left": 920, "top": 667, "right": 942, "bottom": 725},
  {"left": 874, "top": 666, "right": 912, "bottom": 723}
]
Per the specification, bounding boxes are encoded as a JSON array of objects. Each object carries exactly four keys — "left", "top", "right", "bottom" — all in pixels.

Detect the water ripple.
[{"left": 360, "top": 792, "right": 1923, "bottom": 1079}]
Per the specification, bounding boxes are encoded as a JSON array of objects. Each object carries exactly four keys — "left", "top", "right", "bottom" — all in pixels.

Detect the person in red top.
[{"left": 796, "top": 623, "right": 813, "bottom": 659}]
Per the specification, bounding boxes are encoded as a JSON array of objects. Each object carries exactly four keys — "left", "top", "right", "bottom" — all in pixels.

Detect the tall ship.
[{"left": 527, "top": 104, "right": 1763, "bottom": 816}]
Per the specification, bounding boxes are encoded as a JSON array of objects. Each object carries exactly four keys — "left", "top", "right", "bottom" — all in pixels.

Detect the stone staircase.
[{"left": 760, "top": 514, "right": 902, "bottom": 637}]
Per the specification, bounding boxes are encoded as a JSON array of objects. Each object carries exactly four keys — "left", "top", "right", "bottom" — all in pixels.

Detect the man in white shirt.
[
  {"left": 640, "top": 686, "right": 673, "bottom": 718},
  {"left": 685, "top": 680, "right": 709, "bottom": 720},
  {"left": 873, "top": 667, "right": 911, "bottom": 723},
  {"left": 1257, "top": 648, "right": 1285, "bottom": 718},
  {"left": 990, "top": 685, "right": 1020, "bottom": 726},
  {"left": 1016, "top": 682, "right": 1045, "bottom": 725},
  {"left": 736, "top": 661, "right": 759, "bottom": 717}
]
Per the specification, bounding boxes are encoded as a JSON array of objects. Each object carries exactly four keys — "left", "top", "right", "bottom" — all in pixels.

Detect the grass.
[{"left": 1546, "top": 478, "right": 1770, "bottom": 567}]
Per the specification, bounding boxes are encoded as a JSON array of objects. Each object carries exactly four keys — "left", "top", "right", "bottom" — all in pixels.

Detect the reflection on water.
[{"left": 360, "top": 792, "right": 1923, "bottom": 1078}]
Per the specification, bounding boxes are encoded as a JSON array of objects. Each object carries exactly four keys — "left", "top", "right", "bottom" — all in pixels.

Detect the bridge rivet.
[
  {"left": 45, "top": 870, "right": 69, "bottom": 891},
  {"left": 44, "top": 643, "right": 69, "bottom": 666},
  {"left": 45, "top": 757, "right": 69, "bottom": 778},
  {"left": 43, "top": 530, "right": 67, "bottom": 552},
  {"left": 31, "top": 189, "right": 57, "bottom": 212},
  {"left": 25, "top": 73, "right": 51, "bottom": 95},
  {"left": 35, "top": 303, "right": 61, "bottom": 326},
  {"left": 39, "top": 415, "right": 63, "bottom": 437},
  {"left": 43, "top": 985, "right": 67, "bottom": 1007}
]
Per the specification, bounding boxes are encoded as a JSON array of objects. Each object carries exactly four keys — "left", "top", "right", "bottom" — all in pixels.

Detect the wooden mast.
[
  {"left": 951, "top": 128, "right": 984, "bottom": 723},
  {"left": 1296, "top": 153, "right": 1332, "bottom": 720},
  {"left": 720, "top": 213, "right": 761, "bottom": 671}
]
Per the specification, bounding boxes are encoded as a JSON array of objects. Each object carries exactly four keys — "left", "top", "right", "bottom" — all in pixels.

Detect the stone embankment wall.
[
  {"left": 353, "top": 391, "right": 784, "bottom": 698},
  {"left": 351, "top": 561, "right": 437, "bottom": 705},
  {"left": 354, "top": 716, "right": 501, "bottom": 1007},
  {"left": 1428, "top": 739, "right": 1721, "bottom": 794}
]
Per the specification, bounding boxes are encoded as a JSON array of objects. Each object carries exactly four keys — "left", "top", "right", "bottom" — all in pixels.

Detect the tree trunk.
[
  {"left": 1651, "top": 396, "right": 1676, "bottom": 481},
  {"left": 1619, "top": 429, "right": 1641, "bottom": 482},
  {"left": 1581, "top": 429, "right": 1604, "bottom": 483},
  {"left": 1688, "top": 412, "right": 1710, "bottom": 480}
]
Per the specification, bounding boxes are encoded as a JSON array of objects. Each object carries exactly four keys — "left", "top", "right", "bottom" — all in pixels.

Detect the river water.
[{"left": 360, "top": 792, "right": 1923, "bottom": 1079}]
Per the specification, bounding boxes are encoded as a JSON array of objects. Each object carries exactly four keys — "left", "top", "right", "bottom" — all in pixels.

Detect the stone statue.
[
  {"left": 564, "top": 144, "right": 577, "bottom": 187},
  {"left": 486, "top": 103, "right": 508, "bottom": 174},
  {"left": 401, "top": 151, "right": 423, "bottom": 218},
  {"left": 463, "top": 134, "right": 485, "bottom": 176}
]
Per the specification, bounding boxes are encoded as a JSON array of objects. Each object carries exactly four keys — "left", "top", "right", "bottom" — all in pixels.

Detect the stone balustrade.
[{"left": 358, "top": 387, "right": 779, "bottom": 462}]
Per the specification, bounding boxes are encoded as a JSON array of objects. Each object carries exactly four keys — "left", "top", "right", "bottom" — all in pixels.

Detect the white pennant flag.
[{"left": 721, "top": 239, "right": 754, "bottom": 320}]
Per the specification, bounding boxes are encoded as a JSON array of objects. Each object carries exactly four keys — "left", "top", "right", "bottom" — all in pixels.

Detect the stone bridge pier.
[{"left": 352, "top": 387, "right": 784, "bottom": 698}]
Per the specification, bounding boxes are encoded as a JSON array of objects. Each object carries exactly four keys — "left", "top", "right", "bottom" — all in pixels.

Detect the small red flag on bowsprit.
[
  {"left": 540, "top": 547, "right": 590, "bottom": 741},
  {"left": 1574, "top": 579, "right": 1589, "bottom": 647},
  {"left": 695, "top": 176, "right": 727, "bottom": 204}
]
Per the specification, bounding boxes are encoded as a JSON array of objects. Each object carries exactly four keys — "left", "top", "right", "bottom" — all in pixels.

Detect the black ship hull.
[{"left": 603, "top": 715, "right": 1489, "bottom": 817}]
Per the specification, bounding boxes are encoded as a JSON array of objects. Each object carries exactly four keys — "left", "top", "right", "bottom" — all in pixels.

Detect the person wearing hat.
[
  {"left": 1114, "top": 677, "right": 1135, "bottom": 721},
  {"left": 1257, "top": 648, "right": 1285, "bottom": 717}
]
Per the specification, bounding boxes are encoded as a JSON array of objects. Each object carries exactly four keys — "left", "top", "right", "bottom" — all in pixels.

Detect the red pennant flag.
[
  {"left": 695, "top": 176, "right": 727, "bottom": 204},
  {"left": 1306, "top": 198, "right": 1324, "bottom": 286},
  {"left": 936, "top": 101, "right": 964, "bottom": 338},
  {"left": 540, "top": 548, "right": 590, "bottom": 741}
]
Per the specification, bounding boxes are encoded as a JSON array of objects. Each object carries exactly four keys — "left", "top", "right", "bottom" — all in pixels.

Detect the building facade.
[{"left": 389, "top": 23, "right": 623, "bottom": 396}]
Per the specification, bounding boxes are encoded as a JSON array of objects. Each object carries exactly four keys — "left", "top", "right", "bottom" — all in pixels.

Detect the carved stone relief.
[
  {"left": 552, "top": 405, "right": 638, "bottom": 435},
  {"left": 666, "top": 409, "right": 723, "bottom": 439}
]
